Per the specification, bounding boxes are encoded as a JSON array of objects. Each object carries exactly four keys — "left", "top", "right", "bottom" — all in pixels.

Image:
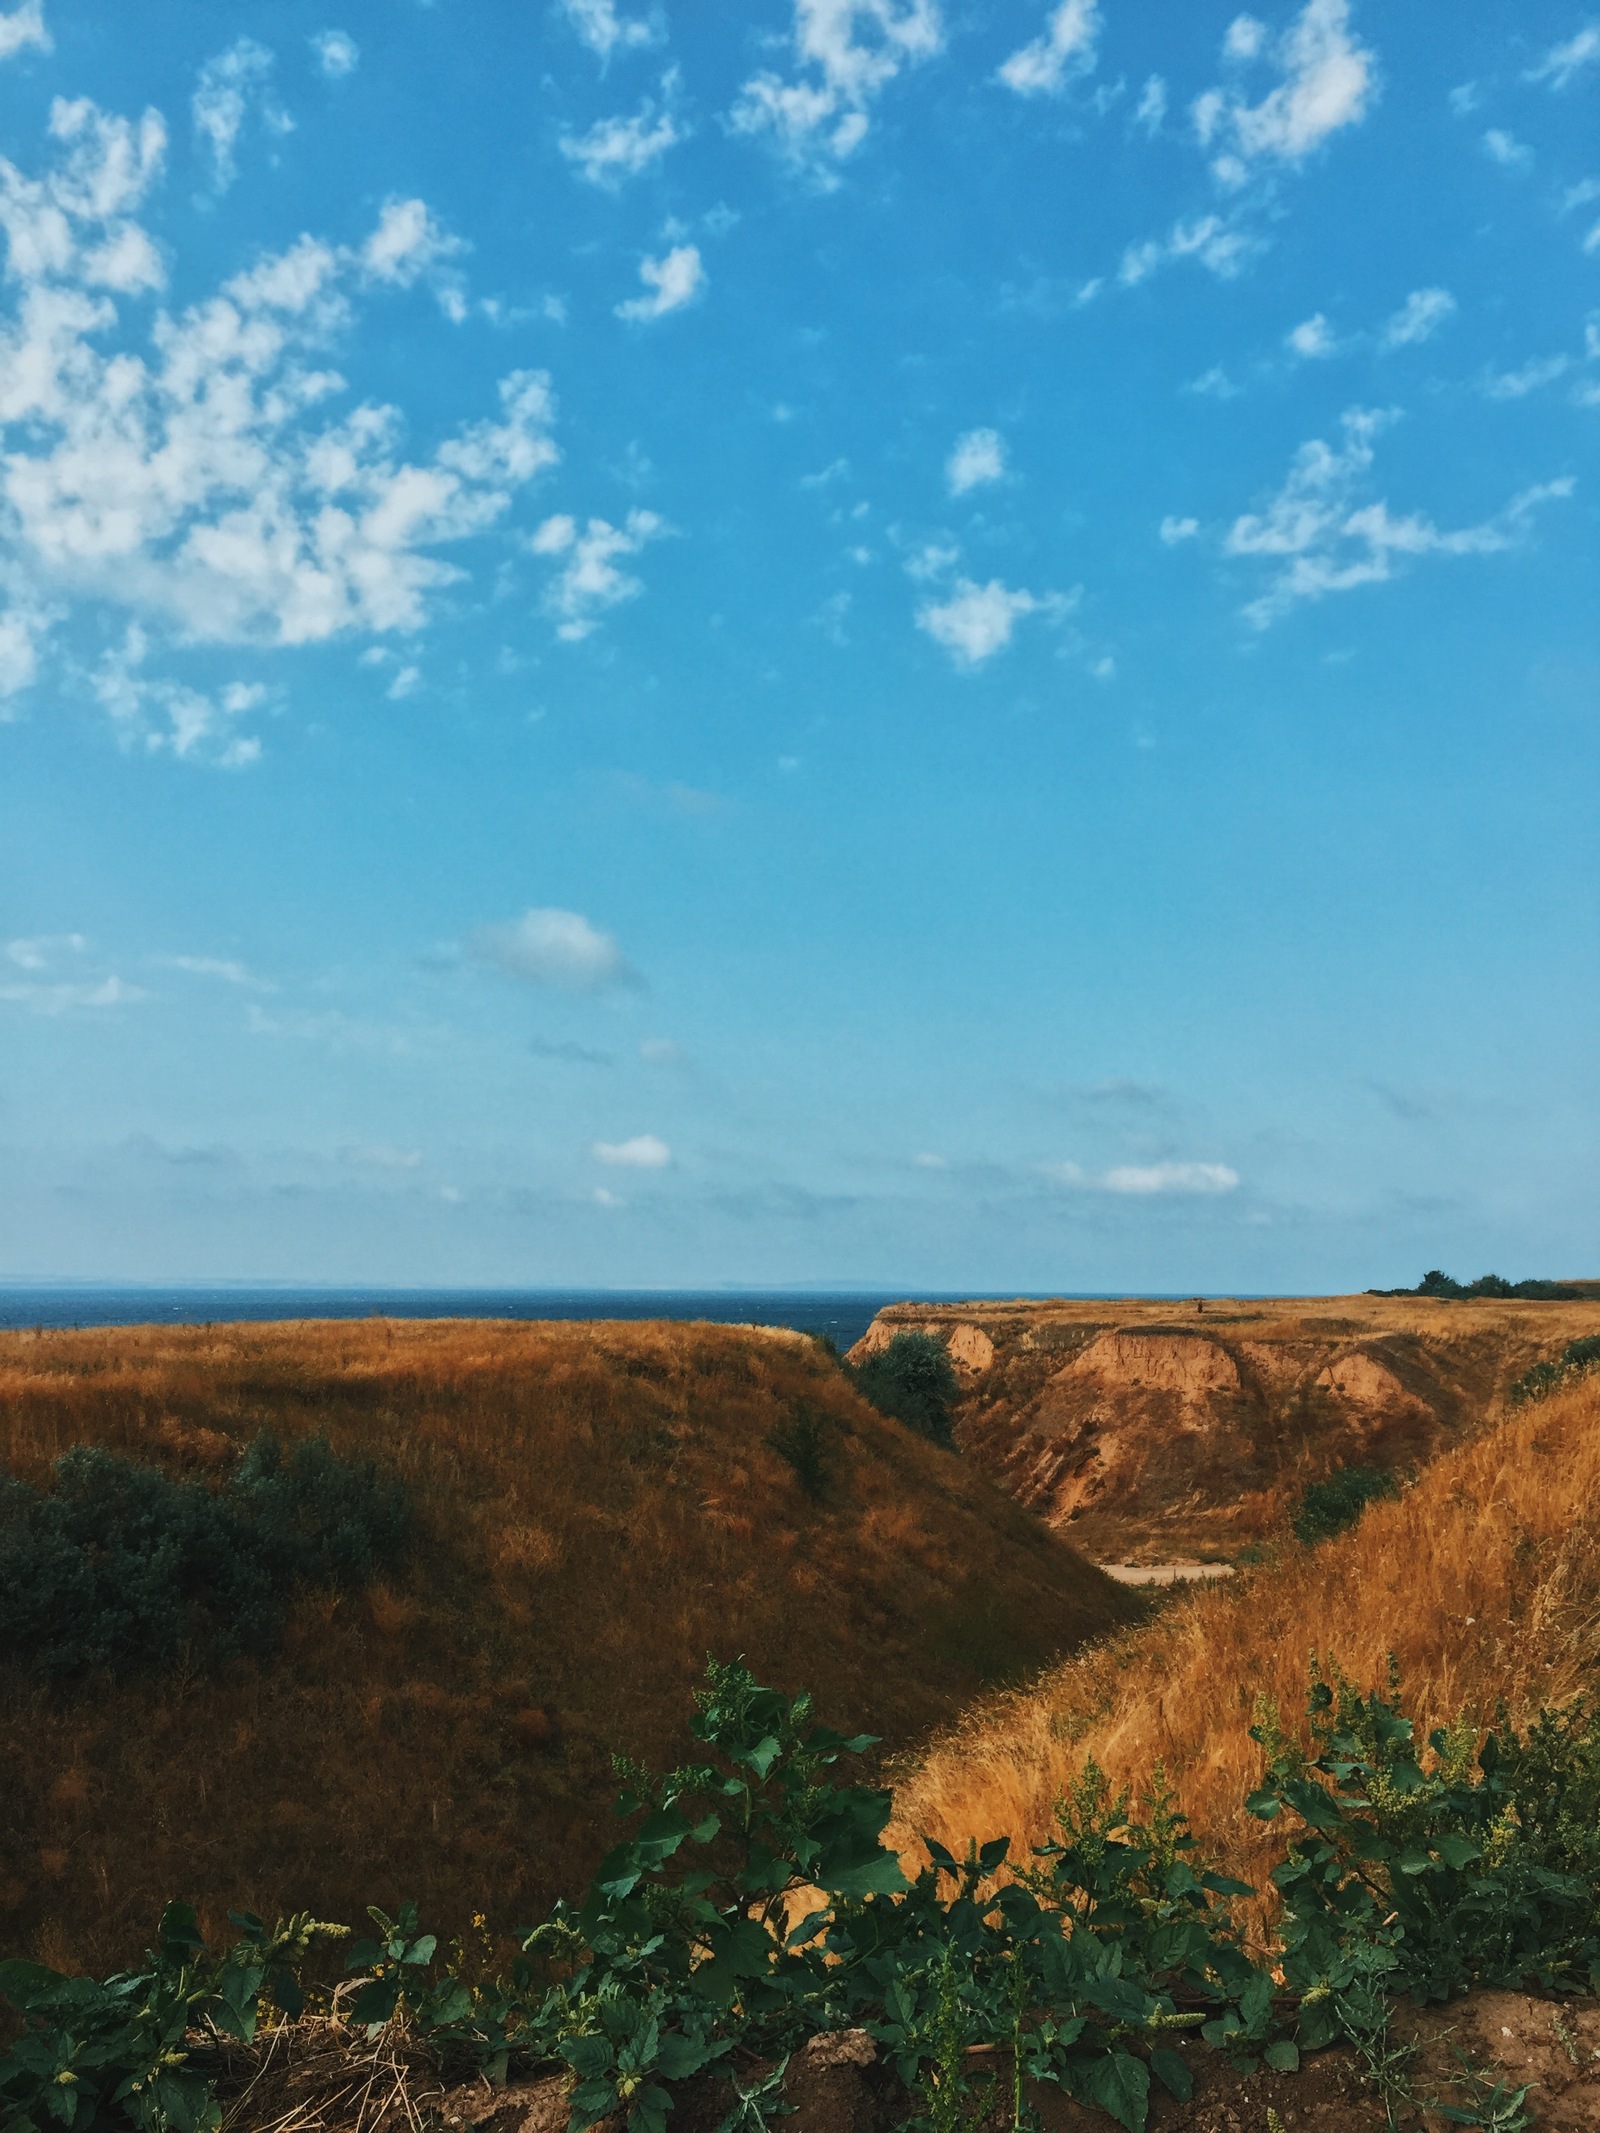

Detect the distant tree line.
[{"left": 1369, "top": 1269, "right": 1583, "bottom": 1301}]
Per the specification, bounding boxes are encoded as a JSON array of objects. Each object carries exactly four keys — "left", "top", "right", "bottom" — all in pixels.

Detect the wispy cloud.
[
  {"left": 1482, "top": 353, "right": 1570, "bottom": 399},
  {"left": 593, "top": 1133, "right": 671, "bottom": 1167},
  {"left": 916, "top": 577, "right": 1062, "bottom": 665},
  {"left": 997, "top": 0, "right": 1101, "bottom": 98},
  {"left": 1193, "top": 0, "right": 1377, "bottom": 183},
  {"left": 153, "top": 953, "right": 275, "bottom": 991},
  {"left": 529, "top": 510, "right": 666, "bottom": 639},
  {"left": 945, "top": 427, "right": 1007, "bottom": 495},
  {"left": 310, "top": 29, "right": 358, "bottom": 80},
  {"left": 192, "top": 39, "right": 292, "bottom": 194},
  {"left": 1101, "top": 1160, "right": 1239, "bottom": 1194},
  {"left": 615, "top": 243, "right": 704, "bottom": 320},
  {"left": 1525, "top": 24, "right": 1600, "bottom": 91},
  {"left": 1286, "top": 311, "right": 1337, "bottom": 357},
  {"left": 562, "top": 0, "right": 661, "bottom": 61},
  {"left": 1159, "top": 515, "right": 1199, "bottom": 543},
  {"left": 1118, "top": 212, "right": 1256, "bottom": 287},
  {"left": 1482, "top": 127, "right": 1532, "bottom": 170},
  {"left": 560, "top": 78, "right": 684, "bottom": 188},
  {"left": 729, "top": 0, "right": 944, "bottom": 184},
  {"left": 1382, "top": 286, "right": 1455, "bottom": 347},
  {"left": 0, "top": 2, "right": 48, "bottom": 62},
  {"left": 1224, "top": 407, "right": 1573, "bottom": 626},
  {"left": 472, "top": 907, "right": 638, "bottom": 990}
]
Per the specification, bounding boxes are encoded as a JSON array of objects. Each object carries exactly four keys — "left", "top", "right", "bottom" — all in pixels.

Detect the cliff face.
[{"left": 848, "top": 1294, "right": 1600, "bottom": 1561}]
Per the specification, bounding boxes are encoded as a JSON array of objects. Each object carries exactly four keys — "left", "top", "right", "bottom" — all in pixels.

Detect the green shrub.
[
  {"left": 0, "top": 1435, "right": 408, "bottom": 1682},
  {"left": 1249, "top": 1665, "right": 1600, "bottom": 2042},
  {"left": 1291, "top": 1464, "right": 1400, "bottom": 1545},
  {"left": 766, "top": 1403, "right": 832, "bottom": 1502},
  {"left": 851, "top": 1332, "right": 959, "bottom": 1449},
  {"left": 1509, "top": 1334, "right": 1600, "bottom": 1407}
]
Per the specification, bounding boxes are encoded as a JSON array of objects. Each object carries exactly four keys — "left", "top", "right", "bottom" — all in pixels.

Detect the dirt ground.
[{"left": 390, "top": 1990, "right": 1600, "bottom": 2133}]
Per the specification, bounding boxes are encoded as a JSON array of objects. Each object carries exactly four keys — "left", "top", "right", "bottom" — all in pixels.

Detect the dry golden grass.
[
  {"left": 891, "top": 1369, "right": 1600, "bottom": 1923},
  {"left": 0, "top": 1315, "right": 1139, "bottom": 1973}
]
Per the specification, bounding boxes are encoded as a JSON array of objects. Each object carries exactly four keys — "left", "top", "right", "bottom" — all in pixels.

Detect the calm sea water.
[{"left": 0, "top": 1286, "right": 1023, "bottom": 1352}]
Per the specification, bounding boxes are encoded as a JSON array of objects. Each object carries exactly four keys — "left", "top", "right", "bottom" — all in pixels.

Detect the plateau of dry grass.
[
  {"left": 891, "top": 1370, "right": 1600, "bottom": 1926},
  {"left": 0, "top": 1315, "right": 1139, "bottom": 1974}
]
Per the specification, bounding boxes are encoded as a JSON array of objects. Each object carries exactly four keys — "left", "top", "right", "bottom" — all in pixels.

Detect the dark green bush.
[
  {"left": 1291, "top": 1464, "right": 1400, "bottom": 1545},
  {"left": 1250, "top": 1666, "right": 1600, "bottom": 2040},
  {"left": 0, "top": 1435, "right": 408, "bottom": 1682},
  {"left": 851, "top": 1331, "right": 959, "bottom": 1449},
  {"left": 766, "top": 1402, "right": 833, "bottom": 1502},
  {"left": 1509, "top": 1333, "right": 1600, "bottom": 1407}
]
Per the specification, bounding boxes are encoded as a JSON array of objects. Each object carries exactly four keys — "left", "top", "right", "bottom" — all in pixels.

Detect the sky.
[{"left": 0, "top": 0, "right": 1595, "bottom": 1294}]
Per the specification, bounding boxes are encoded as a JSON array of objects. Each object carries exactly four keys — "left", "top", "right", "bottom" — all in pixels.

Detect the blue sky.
[{"left": 0, "top": 0, "right": 1595, "bottom": 1292}]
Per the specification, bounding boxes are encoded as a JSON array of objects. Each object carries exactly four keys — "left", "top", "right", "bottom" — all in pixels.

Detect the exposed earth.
[
  {"left": 849, "top": 1292, "right": 1600, "bottom": 1563},
  {"left": 235, "top": 1990, "right": 1600, "bottom": 2133}
]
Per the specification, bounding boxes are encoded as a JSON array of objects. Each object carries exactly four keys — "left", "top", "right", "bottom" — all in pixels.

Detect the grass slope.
[
  {"left": 0, "top": 1316, "right": 1139, "bottom": 1972},
  {"left": 892, "top": 1369, "right": 1600, "bottom": 1925}
]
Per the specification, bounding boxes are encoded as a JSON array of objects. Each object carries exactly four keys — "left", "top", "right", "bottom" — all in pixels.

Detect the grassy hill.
[
  {"left": 0, "top": 1315, "right": 1139, "bottom": 1973},
  {"left": 891, "top": 1364, "right": 1600, "bottom": 1921}
]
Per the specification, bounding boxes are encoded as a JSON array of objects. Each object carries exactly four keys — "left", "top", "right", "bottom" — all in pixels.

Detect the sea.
[{"left": 0, "top": 1286, "right": 1044, "bottom": 1352}]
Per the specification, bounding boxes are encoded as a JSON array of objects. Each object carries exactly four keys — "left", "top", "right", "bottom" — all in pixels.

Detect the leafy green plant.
[
  {"left": 0, "top": 1435, "right": 409, "bottom": 1680},
  {"left": 851, "top": 1334, "right": 960, "bottom": 1450},
  {"left": 766, "top": 1405, "right": 833, "bottom": 1503},
  {"left": 1248, "top": 1661, "right": 1600, "bottom": 2050},
  {"left": 0, "top": 1906, "right": 344, "bottom": 2133},
  {"left": 1291, "top": 1464, "right": 1400, "bottom": 1546},
  {"left": 1508, "top": 1334, "right": 1600, "bottom": 1407}
]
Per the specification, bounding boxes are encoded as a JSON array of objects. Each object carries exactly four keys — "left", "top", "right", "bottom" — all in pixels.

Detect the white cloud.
[
  {"left": 1118, "top": 212, "right": 1255, "bottom": 286},
  {"left": 1101, "top": 1161, "right": 1239, "bottom": 1194},
  {"left": 155, "top": 953, "right": 273, "bottom": 989},
  {"left": 0, "top": 973, "right": 145, "bottom": 1012},
  {"left": 913, "top": 1151, "right": 947, "bottom": 1168},
  {"left": 1483, "top": 128, "right": 1532, "bottom": 169},
  {"left": 1483, "top": 354, "right": 1571, "bottom": 399},
  {"left": 92, "top": 628, "right": 266, "bottom": 766},
  {"left": 945, "top": 426, "right": 1007, "bottom": 495},
  {"left": 529, "top": 509, "right": 665, "bottom": 639},
  {"left": 729, "top": 0, "right": 943, "bottom": 182},
  {"left": 386, "top": 662, "right": 422, "bottom": 699},
  {"left": 472, "top": 907, "right": 636, "bottom": 990},
  {"left": 917, "top": 577, "right": 1053, "bottom": 665},
  {"left": 7, "top": 931, "right": 83, "bottom": 968},
  {"left": 193, "top": 40, "right": 292, "bottom": 195},
  {"left": 560, "top": 83, "right": 683, "bottom": 187},
  {"left": 0, "top": 2, "right": 48, "bottom": 62},
  {"left": 1286, "top": 310, "right": 1336, "bottom": 357},
  {"left": 361, "top": 195, "right": 464, "bottom": 294},
  {"left": 640, "top": 1035, "right": 681, "bottom": 1063},
  {"left": 1224, "top": 406, "right": 1574, "bottom": 625},
  {"left": 614, "top": 243, "right": 704, "bottom": 320},
  {"left": 1382, "top": 286, "right": 1455, "bottom": 347},
  {"left": 1159, "top": 514, "right": 1199, "bottom": 543},
  {"left": 1185, "top": 363, "right": 1241, "bottom": 397},
  {"left": 593, "top": 1133, "right": 670, "bottom": 1167},
  {"left": 1193, "top": 0, "right": 1376, "bottom": 172},
  {"left": 311, "top": 30, "right": 359, "bottom": 80},
  {"left": 1447, "top": 81, "right": 1480, "bottom": 116},
  {"left": 563, "top": 0, "right": 661, "bottom": 59},
  {"left": 904, "top": 538, "right": 959, "bottom": 580},
  {"left": 1134, "top": 75, "right": 1167, "bottom": 133},
  {"left": 1526, "top": 25, "right": 1600, "bottom": 90},
  {"left": 997, "top": 0, "right": 1101, "bottom": 98},
  {"left": 0, "top": 109, "right": 567, "bottom": 739}
]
